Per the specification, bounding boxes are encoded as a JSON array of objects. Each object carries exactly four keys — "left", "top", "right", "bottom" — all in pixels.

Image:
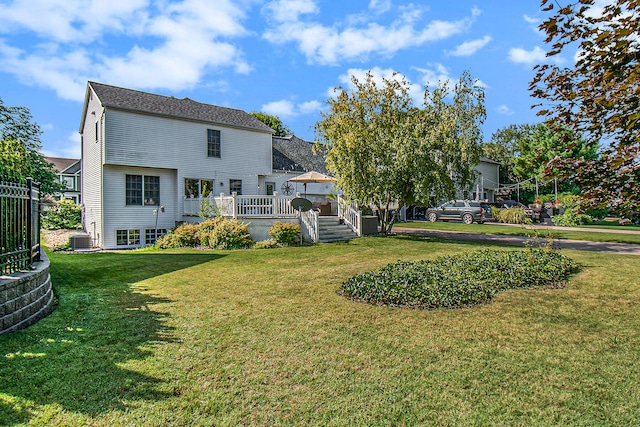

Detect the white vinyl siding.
[
  {"left": 81, "top": 87, "right": 273, "bottom": 248},
  {"left": 104, "top": 110, "right": 272, "bottom": 176},
  {"left": 101, "top": 165, "right": 176, "bottom": 249},
  {"left": 81, "top": 88, "right": 105, "bottom": 247},
  {"left": 102, "top": 109, "right": 271, "bottom": 218}
]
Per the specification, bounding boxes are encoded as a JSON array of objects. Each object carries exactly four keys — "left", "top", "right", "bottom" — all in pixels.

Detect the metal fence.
[{"left": 0, "top": 178, "right": 41, "bottom": 274}]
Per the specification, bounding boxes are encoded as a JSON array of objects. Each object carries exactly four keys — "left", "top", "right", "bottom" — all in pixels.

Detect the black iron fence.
[{"left": 0, "top": 178, "right": 41, "bottom": 274}]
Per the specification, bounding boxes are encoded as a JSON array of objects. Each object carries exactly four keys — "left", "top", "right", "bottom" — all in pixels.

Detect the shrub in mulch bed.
[{"left": 340, "top": 248, "right": 580, "bottom": 309}]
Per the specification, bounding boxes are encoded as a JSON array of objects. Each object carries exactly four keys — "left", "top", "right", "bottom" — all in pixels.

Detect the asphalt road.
[{"left": 397, "top": 227, "right": 640, "bottom": 255}]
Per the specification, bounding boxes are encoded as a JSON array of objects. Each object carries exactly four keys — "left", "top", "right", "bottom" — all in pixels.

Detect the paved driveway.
[{"left": 397, "top": 227, "right": 640, "bottom": 255}]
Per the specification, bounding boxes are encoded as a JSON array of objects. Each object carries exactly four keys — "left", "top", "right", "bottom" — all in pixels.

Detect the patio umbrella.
[{"left": 288, "top": 171, "right": 335, "bottom": 196}]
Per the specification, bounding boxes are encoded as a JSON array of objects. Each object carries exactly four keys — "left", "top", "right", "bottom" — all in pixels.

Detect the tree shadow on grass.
[{"left": 0, "top": 251, "right": 223, "bottom": 425}]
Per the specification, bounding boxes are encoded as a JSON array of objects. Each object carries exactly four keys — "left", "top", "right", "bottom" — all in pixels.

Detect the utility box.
[
  {"left": 69, "top": 234, "right": 92, "bottom": 250},
  {"left": 361, "top": 216, "right": 379, "bottom": 235}
]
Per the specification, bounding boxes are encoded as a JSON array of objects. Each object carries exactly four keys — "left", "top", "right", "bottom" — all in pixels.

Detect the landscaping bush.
[
  {"left": 254, "top": 239, "right": 281, "bottom": 249},
  {"left": 157, "top": 217, "right": 254, "bottom": 249},
  {"left": 340, "top": 248, "right": 579, "bottom": 309},
  {"left": 206, "top": 218, "right": 254, "bottom": 250},
  {"left": 498, "top": 207, "right": 530, "bottom": 224},
  {"left": 269, "top": 221, "right": 300, "bottom": 246},
  {"left": 41, "top": 199, "right": 82, "bottom": 230},
  {"left": 156, "top": 223, "right": 200, "bottom": 248},
  {"left": 196, "top": 217, "right": 226, "bottom": 247},
  {"left": 553, "top": 208, "right": 592, "bottom": 227}
]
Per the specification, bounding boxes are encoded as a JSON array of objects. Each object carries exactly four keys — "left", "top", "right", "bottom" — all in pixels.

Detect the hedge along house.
[{"left": 80, "top": 82, "right": 274, "bottom": 249}]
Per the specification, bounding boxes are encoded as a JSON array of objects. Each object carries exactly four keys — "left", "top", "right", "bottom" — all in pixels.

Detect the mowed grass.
[
  {"left": 396, "top": 220, "right": 640, "bottom": 245},
  {"left": 2, "top": 236, "right": 640, "bottom": 426}
]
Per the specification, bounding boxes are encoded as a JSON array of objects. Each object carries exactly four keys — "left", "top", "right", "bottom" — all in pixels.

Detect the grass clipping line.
[{"left": 340, "top": 248, "right": 580, "bottom": 309}]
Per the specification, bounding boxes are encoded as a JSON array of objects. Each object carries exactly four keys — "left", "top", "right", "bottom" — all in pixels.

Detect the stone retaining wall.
[{"left": 0, "top": 252, "right": 54, "bottom": 335}]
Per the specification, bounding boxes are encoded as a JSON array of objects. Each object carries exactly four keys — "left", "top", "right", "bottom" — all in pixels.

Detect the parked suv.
[{"left": 426, "top": 200, "right": 485, "bottom": 224}]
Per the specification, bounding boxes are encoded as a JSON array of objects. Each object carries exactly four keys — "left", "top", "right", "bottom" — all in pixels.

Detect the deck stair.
[{"left": 317, "top": 216, "right": 358, "bottom": 243}]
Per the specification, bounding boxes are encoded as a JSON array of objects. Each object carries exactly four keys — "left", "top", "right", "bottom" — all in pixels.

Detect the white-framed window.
[
  {"left": 126, "top": 174, "right": 160, "bottom": 206},
  {"left": 184, "top": 178, "right": 214, "bottom": 198},
  {"left": 229, "top": 179, "right": 242, "bottom": 195},
  {"left": 145, "top": 228, "right": 167, "bottom": 244},
  {"left": 207, "top": 129, "right": 221, "bottom": 158},
  {"left": 116, "top": 229, "right": 140, "bottom": 246}
]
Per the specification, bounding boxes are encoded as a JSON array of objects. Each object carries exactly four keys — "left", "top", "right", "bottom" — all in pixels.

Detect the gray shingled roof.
[
  {"left": 88, "top": 82, "right": 273, "bottom": 133},
  {"left": 45, "top": 157, "right": 80, "bottom": 173},
  {"left": 272, "top": 135, "right": 327, "bottom": 173}
]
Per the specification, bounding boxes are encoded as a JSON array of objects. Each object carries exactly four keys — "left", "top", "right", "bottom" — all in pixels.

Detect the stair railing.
[
  {"left": 337, "top": 195, "right": 362, "bottom": 236},
  {"left": 298, "top": 209, "right": 319, "bottom": 243}
]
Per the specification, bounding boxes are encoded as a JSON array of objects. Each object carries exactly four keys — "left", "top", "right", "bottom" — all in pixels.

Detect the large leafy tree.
[
  {"left": 484, "top": 123, "right": 597, "bottom": 202},
  {"left": 511, "top": 123, "right": 597, "bottom": 181},
  {"left": 315, "top": 70, "right": 485, "bottom": 233},
  {"left": 0, "top": 97, "right": 61, "bottom": 195},
  {"left": 249, "top": 112, "right": 291, "bottom": 137},
  {"left": 531, "top": 0, "right": 640, "bottom": 218}
]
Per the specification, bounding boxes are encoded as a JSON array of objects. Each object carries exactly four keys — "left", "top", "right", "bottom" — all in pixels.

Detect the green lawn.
[
  {"left": 395, "top": 220, "right": 640, "bottom": 245},
  {"left": 2, "top": 237, "right": 640, "bottom": 426}
]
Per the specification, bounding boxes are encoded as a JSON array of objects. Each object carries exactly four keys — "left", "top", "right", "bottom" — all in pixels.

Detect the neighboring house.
[
  {"left": 44, "top": 156, "right": 81, "bottom": 203},
  {"left": 468, "top": 157, "right": 500, "bottom": 202},
  {"left": 80, "top": 81, "right": 273, "bottom": 249}
]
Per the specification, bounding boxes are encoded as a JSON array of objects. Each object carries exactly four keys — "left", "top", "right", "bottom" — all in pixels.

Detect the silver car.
[{"left": 426, "top": 200, "right": 486, "bottom": 224}]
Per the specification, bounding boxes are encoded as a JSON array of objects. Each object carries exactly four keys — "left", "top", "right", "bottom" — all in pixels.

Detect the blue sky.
[{"left": 0, "top": 0, "right": 600, "bottom": 159}]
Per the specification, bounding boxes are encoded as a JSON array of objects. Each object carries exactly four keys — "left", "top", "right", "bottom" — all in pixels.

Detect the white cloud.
[
  {"left": 263, "top": 4, "right": 478, "bottom": 65},
  {"left": 507, "top": 46, "right": 548, "bottom": 65},
  {"left": 42, "top": 131, "right": 82, "bottom": 158},
  {"left": 0, "top": 0, "right": 251, "bottom": 101},
  {"left": 497, "top": 105, "right": 514, "bottom": 115},
  {"left": 262, "top": 100, "right": 296, "bottom": 117},
  {"left": 368, "top": 0, "right": 392, "bottom": 14},
  {"left": 263, "top": 0, "right": 318, "bottom": 22},
  {"left": 299, "top": 100, "right": 322, "bottom": 114},
  {"left": 413, "top": 63, "right": 453, "bottom": 91},
  {"left": 523, "top": 14, "right": 539, "bottom": 25},
  {"left": 333, "top": 65, "right": 486, "bottom": 106},
  {"left": 334, "top": 67, "right": 422, "bottom": 103},
  {"left": 262, "top": 99, "right": 321, "bottom": 118},
  {"left": 447, "top": 35, "right": 491, "bottom": 57},
  {"left": 0, "top": 0, "right": 150, "bottom": 43}
]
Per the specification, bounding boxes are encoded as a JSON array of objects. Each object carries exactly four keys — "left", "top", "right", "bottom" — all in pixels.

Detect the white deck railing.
[
  {"left": 299, "top": 209, "right": 319, "bottom": 242},
  {"left": 337, "top": 195, "right": 362, "bottom": 236},
  {"left": 183, "top": 192, "right": 296, "bottom": 218}
]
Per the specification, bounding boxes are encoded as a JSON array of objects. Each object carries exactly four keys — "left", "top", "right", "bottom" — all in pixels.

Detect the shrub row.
[
  {"left": 156, "top": 219, "right": 300, "bottom": 250},
  {"left": 340, "top": 248, "right": 579, "bottom": 309}
]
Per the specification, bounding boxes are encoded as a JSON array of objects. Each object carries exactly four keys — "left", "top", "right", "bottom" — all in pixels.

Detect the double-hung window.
[
  {"left": 207, "top": 129, "right": 221, "bottom": 158},
  {"left": 126, "top": 174, "right": 160, "bottom": 206}
]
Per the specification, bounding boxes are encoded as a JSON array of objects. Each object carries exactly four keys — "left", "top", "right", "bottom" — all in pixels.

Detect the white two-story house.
[{"left": 80, "top": 82, "right": 274, "bottom": 249}]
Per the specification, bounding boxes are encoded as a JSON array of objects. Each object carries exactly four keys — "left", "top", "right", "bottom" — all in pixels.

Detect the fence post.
[
  {"left": 272, "top": 191, "right": 278, "bottom": 216},
  {"left": 231, "top": 192, "right": 237, "bottom": 218},
  {"left": 26, "top": 177, "right": 40, "bottom": 264}
]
